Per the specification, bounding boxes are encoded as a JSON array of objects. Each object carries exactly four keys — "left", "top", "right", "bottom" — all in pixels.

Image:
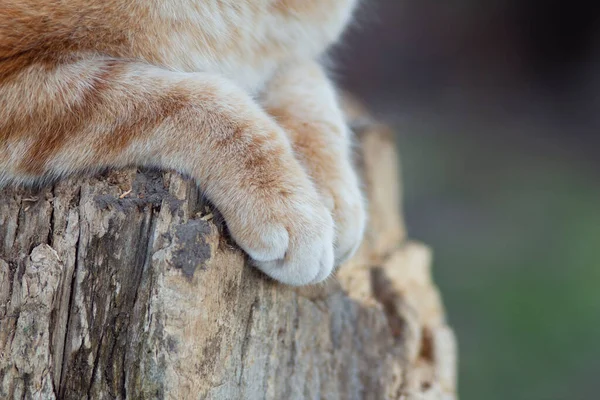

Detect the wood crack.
[
  {"left": 238, "top": 296, "right": 258, "bottom": 386},
  {"left": 56, "top": 189, "right": 82, "bottom": 399}
]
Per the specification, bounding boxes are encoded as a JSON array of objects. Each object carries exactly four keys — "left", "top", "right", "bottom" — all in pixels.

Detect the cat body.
[{"left": 0, "top": 0, "right": 366, "bottom": 286}]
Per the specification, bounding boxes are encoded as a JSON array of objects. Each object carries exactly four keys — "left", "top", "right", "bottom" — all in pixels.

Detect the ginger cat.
[{"left": 0, "top": 1, "right": 366, "bottom": 286}]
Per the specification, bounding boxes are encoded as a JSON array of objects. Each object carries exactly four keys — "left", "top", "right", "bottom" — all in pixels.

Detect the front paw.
[
  {"left": 326, "top": 177, "right": 367, "bottom": 265},
  {"left": 224, "top": 190, "right": 336, "bottom": 286}
]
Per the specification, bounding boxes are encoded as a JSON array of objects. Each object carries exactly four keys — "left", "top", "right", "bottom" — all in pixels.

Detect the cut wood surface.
[{"left": 0, "top": 98, "right": 457, "bottom": 400}]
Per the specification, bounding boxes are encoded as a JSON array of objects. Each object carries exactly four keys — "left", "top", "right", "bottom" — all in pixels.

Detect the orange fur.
[{"left": 0, "top": 0, "right": 364, "bottom": 286}]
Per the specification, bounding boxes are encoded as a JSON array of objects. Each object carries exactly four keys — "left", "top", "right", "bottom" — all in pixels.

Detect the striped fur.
[{"left": 0, "top": 0, "right": 365, "bottom": 286}]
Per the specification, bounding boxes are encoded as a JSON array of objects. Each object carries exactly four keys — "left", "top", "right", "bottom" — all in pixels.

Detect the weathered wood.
[{"left": 0, "top": 101, "right": 457, "bottom": 400}]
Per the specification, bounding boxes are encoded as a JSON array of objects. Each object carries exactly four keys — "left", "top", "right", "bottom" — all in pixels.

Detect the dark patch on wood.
[
  {"left": 132, "top": 169, "right": 183, "bottom": 212},
  {"left": 419, "top": 326, "right": 435, "bottom": 363},
  {"left": 371, "top": 266, "right": 406, "bottom": 340},
  {"left": 94, "top": 169, "right": 183, "bottom": 212},
  {"left": 171, "top": 220, "right": 212, "bottom": 279}
]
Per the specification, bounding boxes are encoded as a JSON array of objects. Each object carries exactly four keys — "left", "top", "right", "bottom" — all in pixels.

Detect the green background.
[{"left": 339, "top": 1, "right": 600, "bottom": 397}]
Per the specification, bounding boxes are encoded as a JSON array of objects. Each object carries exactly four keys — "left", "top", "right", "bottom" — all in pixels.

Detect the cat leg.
[
  {"left": 0, "top": 56, "right": 334, "bottom": 285},
  {"left": 262, "top": 60, "right": 367, "bottom": 272}
]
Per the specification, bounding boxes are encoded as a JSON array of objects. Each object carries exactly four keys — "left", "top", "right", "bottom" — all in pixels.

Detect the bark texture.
[{"left": 0, "top": 98, "right": 457, "bottom": 400}]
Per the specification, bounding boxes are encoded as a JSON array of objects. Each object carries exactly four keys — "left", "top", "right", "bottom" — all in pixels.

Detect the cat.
[{"left": 0, "top": 0, "right": 366, "bottom": 286}]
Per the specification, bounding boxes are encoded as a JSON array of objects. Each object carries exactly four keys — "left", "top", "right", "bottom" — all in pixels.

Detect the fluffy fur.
[{"left": 0, "top": 0, "right": 366, "bottom": 286}]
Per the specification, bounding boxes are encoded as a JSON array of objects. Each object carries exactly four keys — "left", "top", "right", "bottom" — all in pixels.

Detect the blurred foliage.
[
  {"left": 338, "top": 0, "right": 600, "bottom": 396},
  {"left": 393, "top": 116, "right": 600, "bottom": 399}
]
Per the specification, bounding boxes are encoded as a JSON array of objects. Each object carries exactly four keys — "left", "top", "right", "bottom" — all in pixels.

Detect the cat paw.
[
  {"left": 324, "top": 180, "right": 367, "bottom": 265},
  {"left": 224, "top": 190, "right": 336, "bottom": 286}
]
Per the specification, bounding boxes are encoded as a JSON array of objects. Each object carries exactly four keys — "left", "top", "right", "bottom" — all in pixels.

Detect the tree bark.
[{"left": 0, "top": 97, "right": 457, "bottom": 400}]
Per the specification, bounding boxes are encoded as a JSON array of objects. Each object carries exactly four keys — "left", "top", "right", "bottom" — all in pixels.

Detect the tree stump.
[{"left": 0, "top": 98, "right": 457, "bottom": 400}]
